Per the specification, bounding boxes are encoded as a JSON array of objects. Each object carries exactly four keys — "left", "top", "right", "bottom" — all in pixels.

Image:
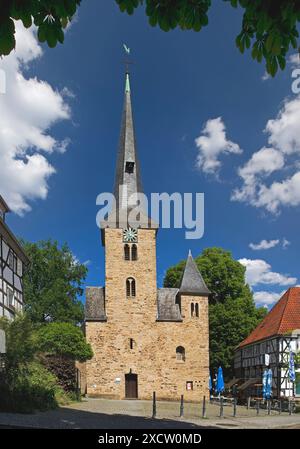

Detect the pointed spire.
[
  {"left": 104, "top": 71, "right": 158, "bottom": 232},
  {"left": 125, "top": 72, "right": 130, "bottom": 93},
  {"left": 179, "top": 251, "right": 210, "bottom": 296},
  {"left": 113, "top": 71, "right": 143, "bottom": 213}
]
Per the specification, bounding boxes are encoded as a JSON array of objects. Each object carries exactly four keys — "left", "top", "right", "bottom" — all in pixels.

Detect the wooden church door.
[{"left": 125, "top": 373, "right": 138, "bottom": 399}]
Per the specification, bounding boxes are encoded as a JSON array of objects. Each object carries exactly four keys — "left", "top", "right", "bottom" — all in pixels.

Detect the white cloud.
[
  {"left": 249, "top": 238, "right": 291, "bottom": 251},
  {"left": 262, "top": 72, "right": 270, "bottom": 82},
  {"left": 232, "top": 95, "right": 300, "bottom": 213},
  {"left": 72, "top": 255, "right": 91, "bottom": 267},
  {"left": 232, "top": 147, "right": 285, "bottom": 207},
  {"left": 253, "top": 290, "right": 285, "bottom": 308},
  {"left": 239, "top": 258, "right": 297, "bottom": 287},
  {"left": 195, "top": 117, "right": 242, "bottom": 175},
  {"left": 266, "top": 96, "right": 300, "bottom": 155},
  {"left": 255, "top": 171, "right": 300, "bottom": 213},
  {"left": 0, "top": 22, "right": 71, "bottom": 215},
  {"left": 289, "top": 53, "right": 300, "bottom": 68},
  {"left": 282, "top": 238, "right": 291, "bottom": 249},
  {"left": 249, "top": 239, "right": 280, "bottom": 251}
]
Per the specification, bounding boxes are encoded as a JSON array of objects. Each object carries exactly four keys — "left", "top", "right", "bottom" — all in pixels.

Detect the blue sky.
[{"left": 1, "top": 1, "right": 300, "bottom": 308}]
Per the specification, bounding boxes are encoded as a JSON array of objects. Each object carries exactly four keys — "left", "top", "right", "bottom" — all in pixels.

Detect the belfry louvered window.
[
  {"left": 125, "top": 161, "right": 134, "bottom": 173},
  {"left": 124, "top": 244, "right": 130, "bottom": 260},
  {"left": 126, "top": 277, "right": 136, "bottom": 297},
  {"left": 131, "top": 244, "right": 137, "bottom": 261},
  {"left": 124, "top": 244, "right": 138, "bottom": 261},
  {"left": 191, "top": 303, "right": 194, "bottom": 317},
  {"left": 191, "top": 302, "right": 199, "bottom": 318}
]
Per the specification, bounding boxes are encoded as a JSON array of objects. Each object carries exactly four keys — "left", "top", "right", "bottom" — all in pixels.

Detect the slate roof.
[
  {"left": 179, "top": 251, "right": 210, "bottom": 296},
  {"left": 103, "top": 72, "right": 157, "bottom": 231},
  {"left": 85, "top": 287, "right": 107, "bottom": 321},
  {"left": 238, "top": 287, "right": 300, "bottom": 347},
  {"left": 113, "top": 73, "right": 143, "bottom": 208},
  {"left": 157, "top": 288, "right": 182, "bottom": 321}
]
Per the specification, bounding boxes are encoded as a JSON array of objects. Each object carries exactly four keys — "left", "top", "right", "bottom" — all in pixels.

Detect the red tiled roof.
[{"left": 239, "top": 287, "right": 300, "bottom": 347}]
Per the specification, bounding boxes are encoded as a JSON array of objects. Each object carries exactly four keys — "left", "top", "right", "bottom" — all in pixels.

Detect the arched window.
[
  {"left": 131, "top": 244, "right": 137, "bottom": 261},
  {"left": 124, "top": 244, "right": 130, "bottom": 260},
  {"left": 195, "top": 303, "right": 199, "bottom": 317},
  {"left": 191, "top": 303, "right": 194, "bottom": 317},
  {"left": 176, "top": 346, "right": 185, "bottom": 362},
  {"left": 126, "top": 277, "right": 136, "bottom": 297}
]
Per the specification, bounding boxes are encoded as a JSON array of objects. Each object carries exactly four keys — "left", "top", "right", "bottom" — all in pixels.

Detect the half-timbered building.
[
  {"left": 234, "top": 287, "right": 300, "bottom": 398},
  {"left": 0, "top": 195, "right": 28, "bottom": 319}
]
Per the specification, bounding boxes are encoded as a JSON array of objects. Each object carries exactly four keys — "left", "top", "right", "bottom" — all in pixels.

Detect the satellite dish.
[{"left": 0, "top": 329, "right": 6, "bottom": 354}]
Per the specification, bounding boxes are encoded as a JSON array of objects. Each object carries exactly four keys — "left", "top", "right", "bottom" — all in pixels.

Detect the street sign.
[{"left": 265, "top": 353, "right": 270, "bottom": 366}]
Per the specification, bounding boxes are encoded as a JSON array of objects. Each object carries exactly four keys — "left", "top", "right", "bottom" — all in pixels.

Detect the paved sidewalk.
[{"left": 0, "top": 398, "right": 299, "bottom": 429}]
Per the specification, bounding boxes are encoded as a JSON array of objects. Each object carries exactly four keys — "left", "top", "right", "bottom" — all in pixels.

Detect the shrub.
[
  {"left": 0, "top": 316, "right": 88, "bottom": 411},
  {"left": 0, "top": 362, "right": 58, "bottom": 413},
  {"left": 40, "top": 354, "right": 77, "bottom": 392},
  {"left": 35, "top": 322, "right": 93, "bottom": 362}
]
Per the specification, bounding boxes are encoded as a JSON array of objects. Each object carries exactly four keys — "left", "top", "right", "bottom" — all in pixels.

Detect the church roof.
[
  {"left": 85, "top": 287, "right": 106, "bottom": 321},
  {"left": 157, "top": 288, "right": 182, "bottom": 321},
  {"left": 238, "top": 287, "right": 300, "bottom": 347},
  {"left": 113, "top": 73, "right": 143, "bottom": 210},
  {"left": 104, "top": 72, "right": 157, "bottom": 230},
  {"left": 179, "top": 251, "right": 211, "bottom": 296}
]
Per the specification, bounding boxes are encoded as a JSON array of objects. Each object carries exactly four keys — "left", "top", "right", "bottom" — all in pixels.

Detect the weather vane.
[{"left": 123, "top": 43, "right": 133, "bottom": 73}]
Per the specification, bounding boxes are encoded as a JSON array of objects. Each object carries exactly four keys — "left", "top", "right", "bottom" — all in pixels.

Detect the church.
[{"left": 84, "top": 72, "right": 210, "bottom": 401}]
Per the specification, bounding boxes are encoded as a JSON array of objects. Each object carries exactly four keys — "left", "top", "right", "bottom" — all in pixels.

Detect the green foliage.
[
  {"left": 0, "top": 315, "right": 86, "bottom": 411},
  {"left": 209, "top": 297, "right": 266, "bottom": 373},
  {"left": 0, "top": 362, "right": 59, "bottom": 413},
  {"left": 164, "top": 247, "right": 267, "bottom": 376},
  {"left": 40, "top": 354, "right": 77, "bottom": 392},
  {"left": 1, "top": 1, "right": 298, "bottom": 76},
  {"left": 0, "top": 315, "right": 66, "bottom": 412},
  {"left": 0, "top": 314, "right": 35, "bottom": 382},
  {"left": 295, "top": 352, "right": 300, "bottom": 365},
  {"left": 0, "top": 0, "right": 81, "bottom": 57},
  {"left": 0, "top": 361, "right": 72, "bottom": 413},
  {"left": 115, "top": 0, "right": 300, "bottom": 77},
  {"left": 165, "top": 247, "right": 251, "bottom": 304},
  {"left": 35, "top": 322, "right": 93, "bottom": 362},
  {"left": 22, "top": 239, "right": 87, "bottom": 324}
]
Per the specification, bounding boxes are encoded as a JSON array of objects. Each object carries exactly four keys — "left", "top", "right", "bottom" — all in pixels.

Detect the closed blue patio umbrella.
[
  {"left": 216, "top": 366, "right": 225, "bottom": 394},
  {"left": 289, "top": 347, "right": 296, "bottom": 383},
  {"left": 262, "top": 369, "right": 268, "bottom": 399},
  {"left": 266, "top": 368, "right": 273, "bottom": 399}
]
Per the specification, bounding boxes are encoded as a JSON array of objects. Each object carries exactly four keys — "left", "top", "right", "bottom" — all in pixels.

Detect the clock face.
[{"left": 123, "top": 227, "right": 138, "bottom": 243}]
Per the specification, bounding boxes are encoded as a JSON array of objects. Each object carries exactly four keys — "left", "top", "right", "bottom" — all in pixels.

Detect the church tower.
[
  {"left": 103, "top": 72, "right": 158, "bottom": 324},
  {"left": 85, "top": 72, "right": 210, "bottom": 401}
]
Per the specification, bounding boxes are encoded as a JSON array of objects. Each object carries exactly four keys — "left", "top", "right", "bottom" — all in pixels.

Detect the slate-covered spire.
[
  {"left": 179, "top": 250, "right": 211, "bottom": 296},
  {"left": 113, "top": 72, "right": 143, "bottom": 211}
]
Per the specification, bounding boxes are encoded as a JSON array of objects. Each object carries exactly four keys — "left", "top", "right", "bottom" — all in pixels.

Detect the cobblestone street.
[{"left": 0, "top": 398, "right": 300, "bottom": 429}]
